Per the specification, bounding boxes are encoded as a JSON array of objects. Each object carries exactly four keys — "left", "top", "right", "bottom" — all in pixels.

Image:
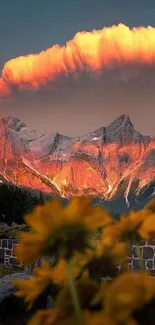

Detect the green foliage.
[
  {"left": 0, "top": 266, "right": 24, "bottom": 278},
  {"left": 0, "top": 222, "right": 29, "bottom": 239}
]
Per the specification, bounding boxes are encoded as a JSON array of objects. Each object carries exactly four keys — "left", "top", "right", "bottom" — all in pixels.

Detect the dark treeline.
[
  {"left": 111, "top": 213, "right": 120, "bottom": 220},
  {"left": 0, "top": 182, "right": 50, "bottom": 226},
  {"left": 0, "top": 181, "right": 120, "bottom": 227}
]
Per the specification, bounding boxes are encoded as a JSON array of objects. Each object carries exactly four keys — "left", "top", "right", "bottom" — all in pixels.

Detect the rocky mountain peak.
[
  {"left": 0, "top": 116, "right": 26, "bottom": 132},
  {"left": 105, "top": 114, "right": 150, "bottom": 144},
  {"left": 107, "top": 114, "right": 134, "bottom": 131}
]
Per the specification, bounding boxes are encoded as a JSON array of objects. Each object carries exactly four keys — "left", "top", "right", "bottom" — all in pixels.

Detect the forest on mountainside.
[
  {"left": 0, "top": 182, "right": 120, "bottom": 239},
  {"left": 0, "top": 182, "right": 48, "bottom": 225}
]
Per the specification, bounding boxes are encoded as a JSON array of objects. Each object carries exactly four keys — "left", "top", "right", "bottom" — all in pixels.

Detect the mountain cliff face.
[{"left": 0, "top": 114, "right": 154, "bottom": 212}]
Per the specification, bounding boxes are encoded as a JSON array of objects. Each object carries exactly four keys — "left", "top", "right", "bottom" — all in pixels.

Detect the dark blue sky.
[
  {"left": 0, "top": 0, "right": 155, "bottom": 69},
  {"left": 1, "top": 0, "right": 155, "bottom": 136}
]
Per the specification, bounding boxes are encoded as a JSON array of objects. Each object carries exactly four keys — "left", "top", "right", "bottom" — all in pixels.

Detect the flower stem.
[
  {"left": 66, "top": 260, "right": 82, "bottom": 324},
  {"left": 135, "top": 242, "right": 145, "bottom": 270}
]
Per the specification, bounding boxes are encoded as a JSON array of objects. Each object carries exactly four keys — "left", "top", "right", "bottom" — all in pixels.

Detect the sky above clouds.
[{"left": 0, "top": 0, "right": 155, "bottom": 137}]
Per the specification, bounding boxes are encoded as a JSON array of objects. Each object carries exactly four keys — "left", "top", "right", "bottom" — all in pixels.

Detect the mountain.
[{"left": 0, "top": 114, "right": 154, "bottom": 213}]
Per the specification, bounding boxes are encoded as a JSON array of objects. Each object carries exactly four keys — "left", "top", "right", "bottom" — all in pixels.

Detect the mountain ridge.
[
  {"left": 0, "top": 114, "right": 154, "bottom": 213},
  {"left": 0, "top": 114, "right": 151, "bottom": 141}
]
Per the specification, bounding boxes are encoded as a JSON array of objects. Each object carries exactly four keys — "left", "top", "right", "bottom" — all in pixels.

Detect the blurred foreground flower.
[
  {"left": 56, "top": 278, "right": 99, "bottom": 314},
  {"left": 28, "top": 308, "right": 109, "bottom": 325},
  {"left": 99, "top": 209, "right": 155, "bottom": 251},
  {"left": 12, "top": 261, "right": 64, "bottom": 309},
  {"left": 12, "top": 258, "right": 89, "bottom": 309},
  {"left": 138, "top": 213, "right": 155, "bottom": 240},
  {"left": 15, "top": 196, "right": 112, "bottom": 264},
  {"left": 12, "top": 196, "right": 155, "bottom": 325},
  {"left": 145, "top": 197, "right": 155, "bottom": 212},
  {"left": 103, "top": 271, "right": 155, "bottom": 325},
  {"left": 96, "top": 240, "right": 129, "bottom": 268}
]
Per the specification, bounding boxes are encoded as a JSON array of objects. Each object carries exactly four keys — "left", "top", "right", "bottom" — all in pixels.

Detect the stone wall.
[
  {"left": 1, "top": 239, "right": 155, "bottom": 274},
  {"left": 0, "top": 238, "right": 20, "bottom": 267},
  {"left": 128, "top": 239, "right": 155, "bottom": 276}
]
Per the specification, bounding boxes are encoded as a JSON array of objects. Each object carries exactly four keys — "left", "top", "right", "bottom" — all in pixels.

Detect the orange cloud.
[{"left": 1, "top": 23, "right": 155, "bottom": 97}]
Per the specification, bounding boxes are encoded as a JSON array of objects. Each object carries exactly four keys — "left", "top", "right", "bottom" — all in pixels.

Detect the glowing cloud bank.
[{"left": 1, "top": 23, "right": 155, "bottom": 98}]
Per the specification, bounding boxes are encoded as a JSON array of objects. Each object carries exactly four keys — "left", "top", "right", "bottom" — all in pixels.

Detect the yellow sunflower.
[
  {"left": 12, "top": 260, "right": 64, "bottom": 309},
  {"left": 99, "top": 209, "right": 153, "bottom": 248},
  {"left": 13, "top": 259, "right": 85, "bottom": 309},
  {"left": 56, "top": 278, "right": 99, "bottom": 314},
  {"left": 82, "top": 311, "right": 115, "bottom": 325},
  {"left": 97, "top": 227, "right": 129, "bottom": 264},
  {"left": 27, "top": 308, "right": 59, "bottom": 325},
  {"left": 103, "top": 271, "right": 155, "bottom": 325},
  {"left": 138, "top": 213, "right": 155, "bottom": 240},
  {"left": 28, "top": 309, "right": 111, "bottom": 325},
  {"left": 16, "top": 196, "right": 113, "bottom": 264},
  {"left": 99, "top": 223, "right": 120, "bottom": 250},
  {"left": 12, "top": 264, "right": 50, "bottom": 309},
  {"left": 145, "top": 197, "right": 155, "bottom": 212},
  {"left": 115, "top": 210, "right": 148, "bottom": 242}
]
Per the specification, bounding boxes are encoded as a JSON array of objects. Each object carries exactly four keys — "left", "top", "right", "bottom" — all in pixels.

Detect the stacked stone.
[
  {"left": 128, "top": 240, "right": 155, "bottom": 275},
  {"left": 0, "top": 238, "right": 155, "bottom": 275},
  {"left": 0, "top": 239, "right": 20, "bottom": 267}
]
